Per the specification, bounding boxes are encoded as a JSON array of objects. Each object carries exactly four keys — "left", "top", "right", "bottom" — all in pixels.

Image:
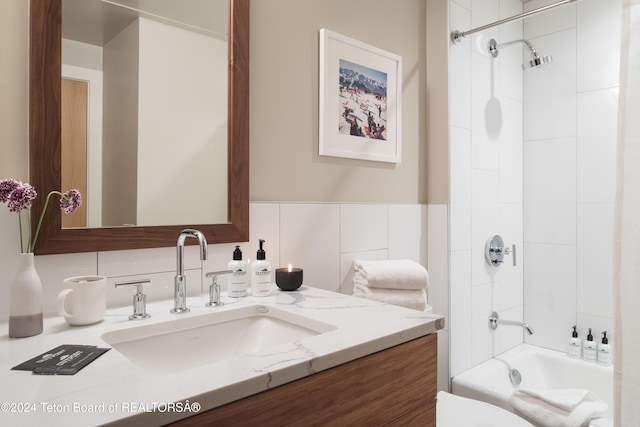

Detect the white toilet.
[{"left": 436, "top": 391, "right": 534, "bottom": 427}]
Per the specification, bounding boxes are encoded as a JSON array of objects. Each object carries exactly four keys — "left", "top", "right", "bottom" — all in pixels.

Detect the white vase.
[{"left": 8, "top": 253, "right": 44, "bottom": 338}]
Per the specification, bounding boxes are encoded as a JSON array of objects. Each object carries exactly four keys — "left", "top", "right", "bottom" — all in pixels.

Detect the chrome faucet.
[
  {"left": 489, "top": 311, "right": 534, "bottom": 335},
  {"left": 171, "top": 229, "right": 208, "bottom": 313}
]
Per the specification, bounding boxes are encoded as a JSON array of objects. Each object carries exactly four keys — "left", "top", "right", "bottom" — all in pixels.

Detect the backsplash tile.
[
  {"left": 388, "top": 204, "right": 425, "bottom": 261},
  {"left": 280, "top": 203, "right": 340, "bottom": 292},
  {"left": 4, "top": 202, "right": 430, "bottom": 322},
  {"left": 340, "top": 204, "right": 388, "bottom": 253}
]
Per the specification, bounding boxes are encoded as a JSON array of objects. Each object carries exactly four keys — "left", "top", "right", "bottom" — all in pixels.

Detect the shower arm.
[{"left": 489, "top": 39, "right": 538, "bottom": 60}]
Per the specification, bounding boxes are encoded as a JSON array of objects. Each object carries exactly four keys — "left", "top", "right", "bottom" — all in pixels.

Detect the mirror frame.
[{"left": 29, "top": 0, "right": 249, "bottom": 255}]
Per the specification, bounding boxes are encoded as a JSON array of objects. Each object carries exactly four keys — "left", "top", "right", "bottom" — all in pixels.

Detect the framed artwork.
[{"left": 319, "top": 29, "right": 402, "bottom": 163}]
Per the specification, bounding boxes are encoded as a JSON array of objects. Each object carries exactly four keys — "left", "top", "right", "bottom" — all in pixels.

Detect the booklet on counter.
[{"left": 11, "top": 344, "right": 110, "bottom": 375}]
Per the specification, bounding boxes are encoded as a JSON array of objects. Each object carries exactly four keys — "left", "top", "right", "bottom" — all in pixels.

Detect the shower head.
[
  {"left": 522, "top": 52, "right": 553, "bottom": 71},
  {"left": 488, "top": 38, "right": 553, "bottom": 71}
]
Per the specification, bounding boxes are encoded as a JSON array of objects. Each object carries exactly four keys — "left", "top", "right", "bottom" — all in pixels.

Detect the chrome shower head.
[
  {"left": 522, "top": 53, "right": 553, "bottom": 71},
  {"left": 488, "top": 38, "right": 553, "bottom": 71}
]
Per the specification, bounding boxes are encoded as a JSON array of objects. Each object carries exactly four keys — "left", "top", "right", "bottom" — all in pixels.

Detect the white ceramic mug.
[{"left": 57, "top": 276, "right": 107, "bottom": 326}]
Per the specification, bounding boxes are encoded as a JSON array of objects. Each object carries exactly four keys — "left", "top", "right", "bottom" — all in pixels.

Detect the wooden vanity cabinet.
[{"left": 169, "top": 333, "right": 437, "bottom": 427}]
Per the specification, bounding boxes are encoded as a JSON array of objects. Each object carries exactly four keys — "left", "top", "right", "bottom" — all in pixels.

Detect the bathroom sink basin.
[{"left": 101, "top": 304, "right": 336, "bottom": 373}]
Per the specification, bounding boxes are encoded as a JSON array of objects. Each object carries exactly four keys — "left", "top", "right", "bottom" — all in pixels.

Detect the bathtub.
[{"left": 452, "top": 344, "right": 613, "bottom": 426}]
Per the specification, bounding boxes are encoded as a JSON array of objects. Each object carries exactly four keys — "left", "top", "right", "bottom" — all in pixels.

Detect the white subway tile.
[
  {"left": 388, "top": 204, "right": 424, "bottom": 261},
  {"left": 340, "top": 204, "right": 388, "bottom": 253},
  {"left": 577, "top": 203, "right": 614, "bottom": 319},
  {"left": 577, "top": 88, "right": 618, "bottom": 204},
  {"left": 524, "top": 137, "right": 576, "bottom": 245},
  {"left": 523, "top": 29, "right": 577, "bottom": 141},
  {"left": 524, "top": 243, "right": 577, "bottom": 352},
  {"left": 280, "top": 203, "right": 340, "bottom": 292},
  {"left": 450, "top": 126, "right": 472, "bottom": 252},
  {"left": 450, "top": 250, "right": 473, "bottom": 376},
  {"left": 577, "top": 0, "right": 621, "bottom": 92},
  {"left": 524, "top": 0, "right": 576, "bottom": 39}
]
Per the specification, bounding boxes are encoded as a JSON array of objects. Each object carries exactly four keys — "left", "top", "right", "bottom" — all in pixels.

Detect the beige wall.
[
  {"left": 426, "top": 0, "right": 449, "bottom": 205},
  {"left": 249, "top": 0, "right": 430, "bottom": 204},
  {"left": 1, "top": 0, "right": 447, "bottom": 219},
  {"left": 0, "top": 1, "right": 28, "bottom": 182}
]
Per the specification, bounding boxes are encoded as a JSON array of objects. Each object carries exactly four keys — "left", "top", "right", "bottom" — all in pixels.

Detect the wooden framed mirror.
[{"left": 29, "top": 0, "right": 249, "bottom": 255}]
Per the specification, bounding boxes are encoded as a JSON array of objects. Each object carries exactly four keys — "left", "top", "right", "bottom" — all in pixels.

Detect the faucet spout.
[
  {"left": 172, "top": 229, "right": 208, "bottom": 313},
  {"left": 522, "top": 323, "right": 535, "bottom": 335},
  {"left": 488, "top": 311, "right": 534, "bottom": 335}
]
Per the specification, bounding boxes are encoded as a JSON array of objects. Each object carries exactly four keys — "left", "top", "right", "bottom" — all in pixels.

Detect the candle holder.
[{"left": 275, "top": 267, "right": 303, "bottom": 291}]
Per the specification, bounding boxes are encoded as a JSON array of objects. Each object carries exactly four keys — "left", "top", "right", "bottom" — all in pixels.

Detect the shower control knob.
[{"left": 485, "top": 235, "right": 506, "bottom": 266}]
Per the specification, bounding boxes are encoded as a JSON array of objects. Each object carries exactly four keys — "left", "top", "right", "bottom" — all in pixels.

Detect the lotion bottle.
[
  {"left": 598, "top": 331, "right": 612, "bottom": 366},
  {"left": 251, "top": 239, "right": 272, "bottom": 297},
  {"left": 227, "top": 245, "right": 248, "bottom": 298},
  {"left": 568, "top": 325, "right": 582, "bottom": 358},
  {"left": 583, "top": 328, "right": 597, "bottom": 362}
]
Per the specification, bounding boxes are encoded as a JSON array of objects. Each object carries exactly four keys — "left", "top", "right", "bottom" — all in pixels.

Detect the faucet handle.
[
  {"left": 116, "top": 279, "right": 152, "bottom": 320},
  {"left": 205, "top": 270, "right": 233, "bottom": 308}
]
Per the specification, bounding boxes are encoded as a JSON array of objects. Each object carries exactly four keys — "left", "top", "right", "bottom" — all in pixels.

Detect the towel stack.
[
  {"left": 509, "top": 388, "right": 609, "bottom": 427},
  {"left": 352, "top": 259, "right": 429, "bottom": 311}
]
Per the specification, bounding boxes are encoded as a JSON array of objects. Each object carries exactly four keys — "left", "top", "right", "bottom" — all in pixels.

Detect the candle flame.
[{"left": 288, "top": 264, "right": 292, "bottom": 272}]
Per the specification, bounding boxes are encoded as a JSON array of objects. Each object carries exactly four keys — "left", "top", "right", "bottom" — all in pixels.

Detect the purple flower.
[
  {"left": 1, "top": 177, "right": 83, "bottom": 253},
  {"left": 7, "top": 183, "right": 37, "bottom": 213},
  {"left": 0, "top": 179, "right": 22, "bottom": 203},
  {"left": 60, "top": 189, "right": 82, "bottom": 214}
]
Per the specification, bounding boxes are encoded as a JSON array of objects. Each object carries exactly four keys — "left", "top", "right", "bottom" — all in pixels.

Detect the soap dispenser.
[
  {"left": 583, "top": 328, "right": 597, "bottom": 362},
  {"left": 251, "top": 239, "right": 272, "bottom": 297},
  {"left": 568, "top": 325, "right": 582, "bottom": 358},
  {"left": 598, "top": 331, "right": 612, "bottom": 366},
  {"left": 227, "top": 245, "right": 248, "bottom": 298}
]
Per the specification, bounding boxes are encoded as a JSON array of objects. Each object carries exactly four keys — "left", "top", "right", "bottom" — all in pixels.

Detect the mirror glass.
[
  {"left": 29, "top": 0, "right": 249, "bottom": 254},
  {"left": 61, "top": 0, "right": 228, "bottom": 227}
]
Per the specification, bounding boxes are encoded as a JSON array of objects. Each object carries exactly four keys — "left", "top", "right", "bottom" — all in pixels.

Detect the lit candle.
[{"left": 275, "top": 263, "right": 303, "bottom": 291}]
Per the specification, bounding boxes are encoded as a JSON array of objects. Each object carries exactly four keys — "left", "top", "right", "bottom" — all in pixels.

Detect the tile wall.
[
  {"left": 522, "top": 0, "right": 620, "bottom": 352},
  {"left": 6, "top": 203, "right": 430, "bottom": 318},
  {"left": 449, "top": 0, "right": 525, "bottom": 377},
  {"left": 448, "top": 0, "right": 621, "bottom": 379}
]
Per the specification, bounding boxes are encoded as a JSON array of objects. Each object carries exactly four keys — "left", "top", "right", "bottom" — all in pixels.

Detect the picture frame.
[{"left": 319, "top": 29, "right": 402, "bottom": 163}]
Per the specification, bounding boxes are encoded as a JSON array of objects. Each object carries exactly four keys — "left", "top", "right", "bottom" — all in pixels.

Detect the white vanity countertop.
[{"left": 0, "top": 286, "right": 443, "bottom": 426}]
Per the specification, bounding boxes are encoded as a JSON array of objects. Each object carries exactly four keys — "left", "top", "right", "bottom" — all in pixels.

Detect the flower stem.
[
  {"left": 29, "top": 190, "right": 63, "bottom": 253},
  {"left": 18, "top": 213, "right": 24, "bottom": 253}
]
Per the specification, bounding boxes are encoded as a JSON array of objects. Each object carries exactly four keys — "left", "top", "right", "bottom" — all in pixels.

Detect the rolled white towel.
[
  {"left": 352, "top": 283, "right": 428, "bottom": 311},
  {"left": 353, "top": 259, "right": 429, "bottom": 290},
  {"left": 509, "top": 388, "right": 608, "bottom": 427}
]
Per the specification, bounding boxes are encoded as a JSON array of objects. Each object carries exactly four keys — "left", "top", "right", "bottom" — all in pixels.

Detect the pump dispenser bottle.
[
  {"left": 598, "top": 331, "right": 612, "bottom": 366},
  {"left": 227, "top": 246, "right": 248, "bottom": 297},
  {"left": 568, "top": 325, "right": 582, "bottom": 358},
  {"left": 583, "top": 328, "right": 597, "bottom": 362},
  {"left": 251, "top": 239, "right": 272, "bottom": 297}
]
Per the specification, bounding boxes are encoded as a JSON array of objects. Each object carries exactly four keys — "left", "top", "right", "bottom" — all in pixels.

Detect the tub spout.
[{"left": 489, "top": 311, "right": 534, "bottom": 335}]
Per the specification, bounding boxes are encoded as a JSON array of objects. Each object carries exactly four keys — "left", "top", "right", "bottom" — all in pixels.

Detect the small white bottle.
[
  {"left": 583, "top": 328, "right": 597, "bottom": 362},
  {"left": 598, "top": 331, "right": 612, "bottom": 366},
  {"left": 227, "top": 245, "right": 248, "bottom": 298},
  {"left": 251, "top": 239, "right": 272, "bottom": 297},
  {"left": 568, "top": 325, "right": 582, "bottom": 358}
]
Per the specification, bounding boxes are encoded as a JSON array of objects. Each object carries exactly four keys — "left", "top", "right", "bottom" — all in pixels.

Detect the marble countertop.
[{"left": 0, "top": 286, "right": 443, "bottom": 426}]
